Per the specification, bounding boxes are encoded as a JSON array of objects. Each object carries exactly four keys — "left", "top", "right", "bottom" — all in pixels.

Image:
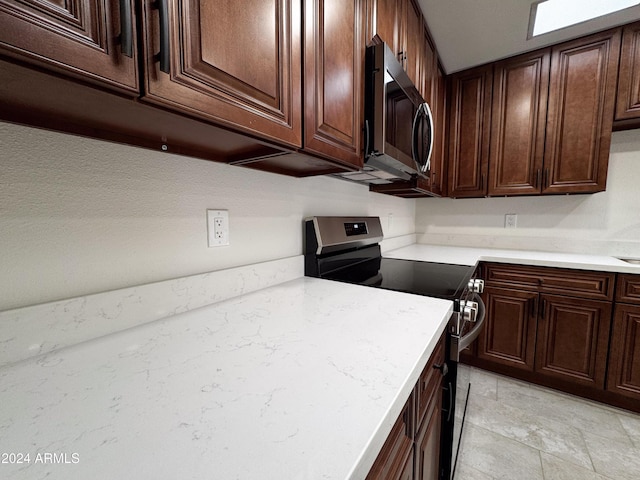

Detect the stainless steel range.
[{"left": 304, "top": 216, "right": 485, "bottom": 480}]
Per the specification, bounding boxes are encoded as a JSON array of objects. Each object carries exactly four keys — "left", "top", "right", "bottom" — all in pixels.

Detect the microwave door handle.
[
  {"left": 423, "top": 102, "right": 434, "bottom": 175},
  {"left": 411, "top": 104, "right": 422, "bottom": 170}
]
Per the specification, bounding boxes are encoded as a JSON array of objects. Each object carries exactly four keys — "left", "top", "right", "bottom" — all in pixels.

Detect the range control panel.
[{"left": 344, "top": 222, "right": 368, "bottom": 237}]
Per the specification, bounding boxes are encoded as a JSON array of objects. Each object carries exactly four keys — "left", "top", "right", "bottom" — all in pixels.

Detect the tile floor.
[{"left": 455, "top": 366, "right": 640, "bottom": 480}]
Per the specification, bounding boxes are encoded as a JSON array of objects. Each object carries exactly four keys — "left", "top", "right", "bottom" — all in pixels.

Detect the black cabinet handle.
[
  {"left": 433, "top": 362, "right": 449, "bottom": 376},
  {"left": 541, "top": 298, "right": 547, "bottom": 319},
  {"left": 535, "top": 169, "right": 541, "bottom": 189},
  {"left": 119, "top": 0, "right": 133, "bottom": 57},
  {"left": 543, "top": 168, "right": 549, "bottom": 189},
  {"left": 157, "top": 0, "right": 170, "bottom": 73}
]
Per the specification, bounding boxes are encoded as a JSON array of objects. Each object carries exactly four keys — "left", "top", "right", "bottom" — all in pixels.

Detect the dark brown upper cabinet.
[
  {"left": 615, "top": 22, "right": 640, "bottom": 123},
  {"left": 448, "top": 28, "right": 621, "bottom": 198},
  {"left": 302, "top": 0, "right": 365, "bottom": 168},
  {"left": 543, "top": 29, "right": 621, "bottom": 194},
  {"left": 447, "top": 64, "right": 493, "bottom": 198},
  {"left": 366, "top": 0, "right": 422, "bottom": 85},
  {"left": 140, "top": 0, "right": 303, "bottom": 149},
  {"left": 403, "top": 0, "right": 423, "bottom": 87},
  {"left": 0, "top": 0, "right": 138, "bottom": 94},
  {"left": 429, "top": 63, "right": 448, "bottom": 197},
  {"left": 488, "top": 50, "right": 550, "bottom": 196}
]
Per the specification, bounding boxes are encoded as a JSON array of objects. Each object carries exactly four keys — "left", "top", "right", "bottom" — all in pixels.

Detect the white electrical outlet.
[
  {"left": 207, "top": 210, "right": 229, "bottom": 247},
  {"left": 505, "top": 213, "right": 517, "bottom": 229}
]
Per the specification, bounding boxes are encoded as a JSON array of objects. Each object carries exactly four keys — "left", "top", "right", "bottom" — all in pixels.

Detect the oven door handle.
[{"left": 458, "top": 292, "right": 486, "bottom": 352}]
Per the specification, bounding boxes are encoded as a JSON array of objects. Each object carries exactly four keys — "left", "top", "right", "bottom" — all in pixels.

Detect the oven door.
[{"left": 442, "top": 292, "right": 486, "bottom": 479}]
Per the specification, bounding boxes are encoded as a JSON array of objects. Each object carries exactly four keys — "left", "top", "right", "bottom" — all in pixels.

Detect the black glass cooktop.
[{"left": 321, "top": 257, "right": 475, "bottom": 300}]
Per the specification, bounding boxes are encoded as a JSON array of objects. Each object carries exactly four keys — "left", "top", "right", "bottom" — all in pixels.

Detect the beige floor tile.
[
  {"left": 454, "top": 461, "right": 495, "bottom": 480},
  {"left": 457, "top": 423, "right": 544, "bottom": 480},
  {"left": 465, "top": 393, "right": 593, "bottom": 470},
  {"left": 469, "top": 367, "right": 498, "bottom": 400},
  {"left": 495, "top": 376, "right": 633, "bottom": 445},
  {"left": 540, "top": 452, "right": 611, "bottom": 480},
  {"left": 582, "top": 430, "right": 640, "bottom": 480},
  {"left": 617, "top": 411, "right": 640, "bottom": 449}
]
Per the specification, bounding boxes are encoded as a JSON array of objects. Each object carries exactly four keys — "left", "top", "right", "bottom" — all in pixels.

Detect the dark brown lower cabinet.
[
  {"left": 607, "top": 303, "right": 640, "bottom": 400},
  {"left": 464, "top": 263, "right": 640, "bottom": 414},
  {"left": 367, "top": 334, "right": 445, "bottom": 480},
  {"left": 478, "top": 286, "right": 538, "bottom": 371},
  {"left": 535, "top": 294, "right": 611, "bottom": 388},
  {"left": 414, "top": 390, "right": 441, "bottom": 480},
  {"left": 366, "top": 396, "right": 414, "bottom": 480}
]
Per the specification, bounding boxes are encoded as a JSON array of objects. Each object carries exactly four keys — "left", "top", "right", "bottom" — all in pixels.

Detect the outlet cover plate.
[
  {"left": 505, "top": 213, "right": 517, "bottom": 229},
  {"left": 207, "top": 210, "right": 229, "bottom": 247}
]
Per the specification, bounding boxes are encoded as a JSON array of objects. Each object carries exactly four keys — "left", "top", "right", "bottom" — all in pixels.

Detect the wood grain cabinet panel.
[
  {"left": 403, "top": 0, "right": 422, "bottom": 86},
  {"left": 478, "top": 286, "right": 538, "bottom": 371},
  {"left": 535, "top": 294, "right": 612, "bottom": 388},
  {"left": 366, "top": 0, "right": 401, "bottom": 55},
  {"left": 616, "top": 274, "right": 640, "bottom": 303},
  {"left": 366, "top": 396, "right": 414, "bottom": 480},
  {"left": 607, "top": 304, "right": 640, "bottom": 400},
  {"left": 303, "top": 0, "right": 364, "bottom": 167},
  {"left": 543, "top": 29, "right": 621, "bottom": 194},
  {"left": 488, "top": 50, "right": 549, "bottom": 196},
  {"left": 414, "top": 393, "right": 441, "bottom": 480},
  {"left": 447, "top": 64, "right": 493, "bottom": 197},
  {"left": 0, "top": 0, "right": 138, "bottom": 93},
  {"left": 140, "top": 0, "right": 302, "bottom": 148},
  {"left": 616, "top": 22, "right": 640, "bottom": 121},
  {"left": 429, "top": 64, "right": 447, "bottom": 196}
]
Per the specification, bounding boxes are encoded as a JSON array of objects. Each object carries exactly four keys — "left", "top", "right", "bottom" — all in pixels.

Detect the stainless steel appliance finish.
[
  {"left": 333, "top": 40, "right": 434, "bottom": 187},
  {"left": 303, "top": 216, "right": 485, "bottom": 480}
]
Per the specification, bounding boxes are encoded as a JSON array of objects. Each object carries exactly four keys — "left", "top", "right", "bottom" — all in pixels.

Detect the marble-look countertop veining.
[
  {"left": 0, "top": 277, "right": 452, "bottom": 480},
  {"left": 385, "top": 244, "right": 640, "bottom": 274}
]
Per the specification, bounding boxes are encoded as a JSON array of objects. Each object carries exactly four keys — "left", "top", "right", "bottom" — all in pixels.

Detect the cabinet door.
[
  {"left": 141, "top": 0, "right": 302, "bottom": 148},
  {"left": 616, "top": 22, "right": 640, "bottom": 121},
  {"left": 303, "top": 0, "right": 364, "bottom": 168},
  {"left": 429, "top": 63, "right": 447, "bottom": 197},
  {"left": 447, "top": 64, "right": 492, "bottom": 198},
  {"left": 543, "top": 29, "right": 621, "bottom": 194},
  {"left": 414, "top": 393, "right": 441, "bottom": 480},
  {"left": 368, "top": 0, "right": 401, "bottom": 57},
  {"left": 404, "top": 0, "right": 422, "bottom": 86},
  {"left": 420, "top": 28, "right": 437, "bottom": 105},
  {"left": 0, "top": 0, "right": 138, "bottom": 93},
  {"left": 478, "top": 286, "right": 538, "bottom": 371},
  {"left": 607, "top": 304, "right": 640, "bottom": 400},
  {"left": 366, "top": 396, "right": 414, "bottom": 480},
  {"left": 488, "top": 50, "right": 549, "bottom": 196},
  {"left": 536, "top": 294, "right": 612, "bottom": 388}
]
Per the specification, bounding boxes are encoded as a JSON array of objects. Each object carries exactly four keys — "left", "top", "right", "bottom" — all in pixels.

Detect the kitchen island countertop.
[{"left": 0, "top": 276, "right": 452, "bottom": 480}]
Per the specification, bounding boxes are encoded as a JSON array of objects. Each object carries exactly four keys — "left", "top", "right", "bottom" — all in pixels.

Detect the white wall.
[
  {"left": 0, "top": 122, "right": 416, "bottom": 311},
  {"left": 416, "top": 129, "right": 640, "bottom": 257}
]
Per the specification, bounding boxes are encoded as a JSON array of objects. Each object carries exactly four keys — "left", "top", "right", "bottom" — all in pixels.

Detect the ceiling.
[{"left": 418, "top": 0, "right": 640, "bottom": 73}]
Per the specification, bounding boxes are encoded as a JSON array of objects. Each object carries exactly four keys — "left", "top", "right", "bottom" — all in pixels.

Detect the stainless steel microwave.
[{"left": 364, "top": 41, "right": 434, "bottom": 180}]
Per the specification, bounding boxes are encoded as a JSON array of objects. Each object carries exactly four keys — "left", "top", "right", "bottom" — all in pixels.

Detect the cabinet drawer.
[
  {"left": 484, "top": 263, "right": 614, "bottom": 300},
  {"left": 416, "top": 334, "right": 445, "bottom": 428},
  {"left": 484, "top": 264, "right": 540, "bottom": 289},
  {"left": 616, "top": 274, "right": 640, "bottom": 303}
]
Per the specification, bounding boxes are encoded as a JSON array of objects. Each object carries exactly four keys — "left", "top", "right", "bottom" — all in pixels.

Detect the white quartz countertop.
[
  {"left": 385, "top": 244, "right": 640, "bottom": 274},
  {"left": 0, "top": 277, "right": 452, "bottom": 480}
]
